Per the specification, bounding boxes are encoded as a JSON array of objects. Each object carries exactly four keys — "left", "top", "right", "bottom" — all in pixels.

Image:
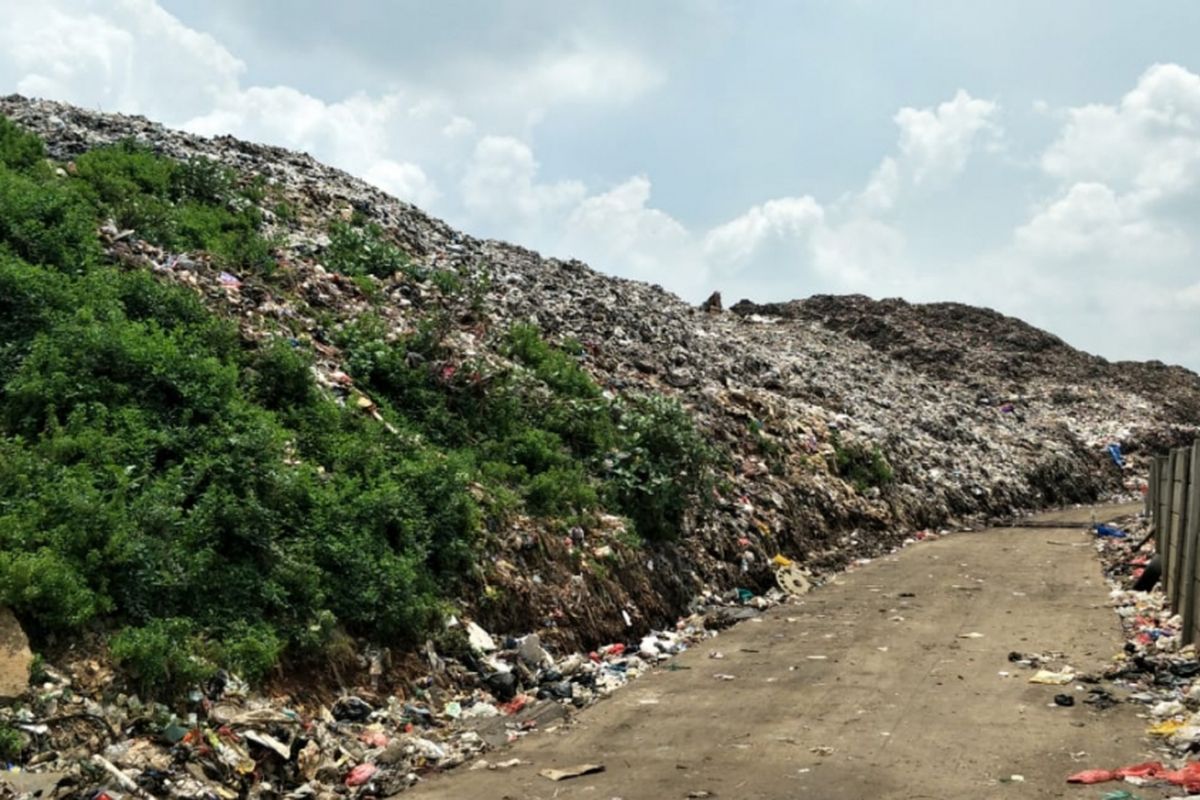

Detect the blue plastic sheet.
[
  {"left": 1107, "top": 443, "right": 1125, "bottom": 468},
  {"left": 1095, "top": 523, "right": 1127, "bottom": 539}
]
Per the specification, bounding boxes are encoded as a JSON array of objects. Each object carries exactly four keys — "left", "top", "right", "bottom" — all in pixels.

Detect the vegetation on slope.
[{"left": 0, "top": 117, "right": 714, "bottom": 697}]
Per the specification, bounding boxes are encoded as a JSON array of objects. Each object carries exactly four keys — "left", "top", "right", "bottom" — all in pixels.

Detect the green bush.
[
  {"left": 0, "top": 169, "right": 99, "bottom": 273},
  {"left": 214, "top": 622, "right": 283, "bottom": 683},
  {"left": 525, "top": 465, "right": 598, "bottom": 516},
  {"left": 110, "top": 619, "right": 214, "bottom": 699},
  {"left": 430, "top": 268, "right": 462, "bottom": 294},
  {"left": 0, "top": 116, "right": 45, "bottom": 173},
  {"left": 170, "top": 157, "right": 233, "bottom": 205},
  {"left": 0, "top": 723, "right": 23, "bottom": 762},
  {"left": 605, "top": 394, "right": 715, "bottom": 541},
  {"left": 831, "top": 431, "right": 894, "bottom": 492},
  {"left": 325, "top": 220, "right": 409, "bottom": 278},
  {"left": 71, "top": 140, "right": 275, "bottom": 274},
  {"left": 0, "top": 117, "right": 720, "bottom": 701},
  {"left": 504, "top": 323, "right": 601, "bottom": 400}
]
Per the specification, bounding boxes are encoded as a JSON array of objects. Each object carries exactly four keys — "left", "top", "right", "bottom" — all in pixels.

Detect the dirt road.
[{"left": 409, "top": 503, "right": 1165, "bottom": 799}]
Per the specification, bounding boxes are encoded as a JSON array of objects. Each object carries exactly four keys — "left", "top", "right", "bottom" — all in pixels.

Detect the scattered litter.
[
  {"left": 539, "top": 763, "right": 605, "bottom": 781},
  {"left": 345, "top": 763, "right": 378, "bottom": 787},
  {"left": 1029, "top": 669, "right": 1075, "bottom": 685},
  {"left": 1148, "top": 719, "right": 1184, "bottom": 737}
]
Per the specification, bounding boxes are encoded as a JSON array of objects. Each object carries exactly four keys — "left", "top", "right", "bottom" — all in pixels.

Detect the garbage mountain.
[{"left": 2, "top": 94, "right": 1198, "bottom": 656}]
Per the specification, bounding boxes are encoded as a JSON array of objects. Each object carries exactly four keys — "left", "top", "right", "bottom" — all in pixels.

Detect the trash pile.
[
  {"left": 3, "top": 96, "right": 1191, "bottom": 546},
  {"left": 0, "top": 588, "right": 810, "bottom": 798},
  {"left": 0, "top": 96, "right": 1198, "bottom": 795},
  {"left": 1051, "top": 515, "right": 1200, "bottom": 792}
]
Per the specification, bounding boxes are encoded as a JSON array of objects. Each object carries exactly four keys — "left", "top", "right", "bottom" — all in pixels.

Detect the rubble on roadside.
[
  {"left": 0, "top": 585, "right": 802, "bottom": 798},
  {"left": 0, "top": 519, "right": 974, "bottom": 799},
  {"left": 1045, "top": 513, "right": 1200, "bottom": 790}
]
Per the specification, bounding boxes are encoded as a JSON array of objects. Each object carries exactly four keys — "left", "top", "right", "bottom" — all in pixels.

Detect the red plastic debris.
[
  {"left": 1116, "top": 761, "right": 1163, "bottom": 779},
  {"left": 345, "top": 763, "right": 377, "bottom": 786},
  {"left": 1163, "top": 761, "right": 1200, "bottom": 792},
  {"left": 1068, "top": 761, "right": 1168, "bottom": 786},
  {"left": 501, "top": 694, "right": 530, "bottom": 715},
  {"left": 360, "top": 731, "right": 389, "bottom": 748},
  {"left": 1066, "top": 769, "right": 1116, "bottom": 784}
]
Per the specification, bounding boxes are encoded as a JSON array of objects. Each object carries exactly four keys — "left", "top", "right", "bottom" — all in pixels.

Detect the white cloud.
[
  {"left": 7, "top": 2, "right": 1200, "bottom": 368},
  {"left": 1042, "top": 63, "right": 1200, "bottom": 202},
  {"left": 811, "top": 218, "right": 907, "bottom": 289},
  {"left": 856, "top": 157, "right": 900, "bottom": 213},
  {"left": 363, "top": 160, "right": 439, "bottom": 207},
  {"left": 562, "top": 176, "right": 695, "bottom": 285},
  {"left": 702, "top": 197, "right": 824, "bottom": 268},
  {"left": 511, "top": 47, "right": 664, "bottom": 107},
  {"left": 844, "top": 91, "right": 999, "bottom": 216},
  {"left": 1014, "top": 181, "right": 1189, "bottom": 262},
  {"left": 894, "top": 89, "right": 999, "bottom": 186},
  {"left": 460, "top": 136, "right": 586, "bottom": 230},
  {"left": 1179, "top": 282, "right": 1200, "bottom": 309},
  {"left": 441, "top": 115, "right": 475, "bottom": 139},
  {"left": 2, "top": 0, "right": 242, "bottom": 121}
]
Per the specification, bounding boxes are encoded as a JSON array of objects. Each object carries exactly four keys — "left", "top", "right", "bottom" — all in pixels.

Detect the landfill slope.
[{"left": 2, "top": 94, "right": 1198, "bottom": 650}]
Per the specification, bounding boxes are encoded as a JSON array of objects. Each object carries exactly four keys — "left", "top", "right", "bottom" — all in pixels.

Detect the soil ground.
[{"left": 406, "top": 503, "right": 1175, "bottom": 800}]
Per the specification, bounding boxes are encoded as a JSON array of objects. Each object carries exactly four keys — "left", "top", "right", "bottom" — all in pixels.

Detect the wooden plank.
[
  {"left": 1170, "top": 448, "right": 1192, "bottom": 612},
  {"left": 1185, "top": 443, "right": 1200, "bottom": 644},
  {"left": 1149, "top": 457, "right": 1160, "bottom": 519},
  {"left": 1158, "top": 455, "right": 1173, "bottom": 554},
  {"left": 1164, "top": 450, "right": 1180, "bottom": 598},
  {"left": 1171, "top": 448, "right": 1190, "bottom": 609}
]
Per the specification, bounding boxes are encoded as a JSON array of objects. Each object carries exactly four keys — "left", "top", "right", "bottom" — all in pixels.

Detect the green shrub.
[
  {"left": 0, "top": 169, "right": 99, "bottom": 273},
  {"left": 606, "top": 394, "right": 715, "bottom": 541},
  {"left": 0, "top": 546, "right": 100, "bottom": 630},
  {"left": 70, "top": 140, "right": 275, "bottom": 274},
  {"left": 171, "top": 201, "right": 274, "bottom": 273},
  {"left": 0, "top": 118, "right": 723, "bottom": 701},
  {"left": 110, "top": 619, "right": 214, "bottom": 699},
  {"left": 430, "top": 268, "right": 462, "bottom": 294},
  {"left": 0, "top": 257, "right": 75, "bottom": 385},
  {"left": 504, "top": 323, "right": 600, "bottom": 400},
  {"left": 831, "top": 431, "right": 893, "bottom": 492},
  {"left": 0, "top": 116, "right": 45, "bottom": 173},
  {"left": 0, "top": 723, "right": 23, "bottom": 762},
  {"left": 245, "top": 338, "right": 315, "bottom": 411},
  {"left": 325, "top": 220, "right": 409, "bottom": 278},
  {"left": 525, "top": 465, "right": 598, "bottom": 516},
  {"left": 170, "top": 157, "right": 233, "bottom": 205},
  {"left": 214, "top": 622, "right": 283, "bottom": 683}
]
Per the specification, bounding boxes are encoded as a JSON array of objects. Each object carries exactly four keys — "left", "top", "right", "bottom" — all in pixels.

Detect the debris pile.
[
  {"left": 0, "top": 587, "right": 805, "bottom": 797},
  {"left": 0, "top": 96, "right": 1198, "bottom": 795},
  {"left": 1048, "top": 514, "right": 1200, "bottom": 791}
]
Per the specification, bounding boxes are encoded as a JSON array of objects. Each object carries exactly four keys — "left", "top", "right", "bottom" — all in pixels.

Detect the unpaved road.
[{"left": 410, "top": 503, "right": 1167, "bottom": 799}]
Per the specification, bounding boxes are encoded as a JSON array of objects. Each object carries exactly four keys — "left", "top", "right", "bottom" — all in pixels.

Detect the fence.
[{"left": 1150, "top": 442, "right": 1200, "bottom": 644}]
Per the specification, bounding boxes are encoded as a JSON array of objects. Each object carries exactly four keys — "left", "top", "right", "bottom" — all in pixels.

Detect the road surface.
[{"left": 408, "top": 503, "right": 1165, "bottom": 799}]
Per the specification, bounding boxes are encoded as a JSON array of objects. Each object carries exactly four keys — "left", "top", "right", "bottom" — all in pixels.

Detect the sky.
[{"left": 3, "top": 1, "right": 1200, "bottom": 370}]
